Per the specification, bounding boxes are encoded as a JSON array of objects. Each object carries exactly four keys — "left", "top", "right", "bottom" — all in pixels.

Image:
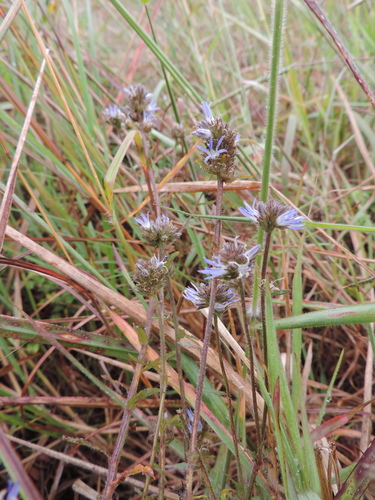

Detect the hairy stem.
[
  {"left": 238, "top": 279, "right": 260, "bottom": 450},
  {"left": 238, "top": 279, "right": 261, "bottom": 499},
  {"left": 260, "top": 231, "right": 272, "bottom": 441},
  {"left": 261, "top": 0, "right": 287, "bottom": 202}
]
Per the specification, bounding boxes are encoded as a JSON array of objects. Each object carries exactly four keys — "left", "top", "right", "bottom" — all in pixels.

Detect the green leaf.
[
  {"left": 274, "top": 303, "right": 375, "bottom": 330},
  {"left": 126, "top": 388, "right": 160, "bottom": 411},
  {"left": 104, "top": 130, "right": 137, "bottom": 204}
]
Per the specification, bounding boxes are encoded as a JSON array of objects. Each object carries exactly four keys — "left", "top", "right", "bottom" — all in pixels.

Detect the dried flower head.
[
  {"left": 192, "top": 101, "right": 240, "bottom": 181},
  {"left": 199, "top": 240, "right": 261, "bottom": 281},
  {"left": 123, "top": 84, "right": 159, "bottom": 129},
  {"left": 183, "top": 282, "right": 239, "bottom": 313},
  {"left": 133, "top": 255, "right": 169, "bottom": 296},
  {"left": 134, "top": 213, "right": 181, "bottom": 247},
  {"left": 102, "top": 104, "right": 126, "bottom": 129},
  {"left": 239, "top": 199, "right": 305, "bottom": 233}
]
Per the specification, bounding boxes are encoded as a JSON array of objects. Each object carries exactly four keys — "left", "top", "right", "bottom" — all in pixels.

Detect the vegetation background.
[{"left": 0, "top": 0, "right": 374, "bottom": 499}]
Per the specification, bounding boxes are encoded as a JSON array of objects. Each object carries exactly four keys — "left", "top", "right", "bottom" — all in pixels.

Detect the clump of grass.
[{"left": 0, "top": 1, "right": 375, "bottom": 499}]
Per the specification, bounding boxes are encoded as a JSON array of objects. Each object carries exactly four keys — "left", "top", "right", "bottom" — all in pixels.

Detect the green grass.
[{"left": 0, "top": 1, "right": 374, "bottom": 499}]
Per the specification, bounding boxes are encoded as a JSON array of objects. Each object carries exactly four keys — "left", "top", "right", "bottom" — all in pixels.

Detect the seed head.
[
  {"left": 123, "top": 84, "right": 159, "bottom": 128},
  {"left": 133, "top": 255, "right": 169, "bottom": 296},
  {"left": 134, "top": 213, "right": 181, "bottom": 247},
  {"left": 192, "top": 101, "right": 239, "bottom": 181},
  {"left": 183, "top": 282, "right": 239, "bottom": 313}
]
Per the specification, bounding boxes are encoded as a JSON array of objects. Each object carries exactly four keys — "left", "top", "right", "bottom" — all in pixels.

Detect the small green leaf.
[{"left": 126, "top": 388, "right": 160, "bottom": 411}]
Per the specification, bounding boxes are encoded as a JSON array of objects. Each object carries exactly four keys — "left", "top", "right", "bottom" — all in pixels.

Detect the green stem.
[
  {"left": 260, "top": 0, "right": 288, "bottom": 202},
  {"left": 197, "top": 449, "right": 216, "bottom": 500}
]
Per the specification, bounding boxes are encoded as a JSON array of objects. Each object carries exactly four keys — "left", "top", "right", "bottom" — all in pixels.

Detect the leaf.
[
  {"left": 104, "top": 130, "right": 136, "bottom": 204},
  {"left": 274, "top": 303, "right": 375, "bottom": 330},
  {"left": 311, "top": 398, "right": 375, "bottom": 442},
  {"left": 126, "top": 388, "right": 159, "bottom": 411}
]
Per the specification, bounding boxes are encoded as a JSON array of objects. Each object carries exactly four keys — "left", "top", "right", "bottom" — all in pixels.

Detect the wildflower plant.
[{"left": 4, "top": 3, "right": 374, "bottom": 500}]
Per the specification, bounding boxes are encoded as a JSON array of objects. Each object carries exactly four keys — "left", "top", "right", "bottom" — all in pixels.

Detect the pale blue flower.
[
  {"left": 183, "top": 283, "right": 207, "bottom": 309},
  {"left": 199, "top": 258, "right": 228, "bottom": 279},
  {"left": 276, "top": 207, "right": 305, "bottom": 230},
  {"left": 196, "top": 136, "right": 227, "bottom": 164},
  {"left": 192, "top": 128, "right": 212, "bottom": 140},
  {"left": 134, "top": 212, "right": 151, "bottom": 229},
  {"left": 199, "top": 244, "right": 261, "bottom": 281},
  {"left": 238, "top": 200, "right": 260, "bottom": 224},
  {"left": 239, "top": 199, "right": 305, "bottom": 232},
  {"left": 202, "top": 101, "right": 214, "bottom": 123},
  {"left": 104, "top": 104, "right": 122, "bottom": 118},
  {"left": 6, "top": 481, "right": 20, "bottom": 500}
]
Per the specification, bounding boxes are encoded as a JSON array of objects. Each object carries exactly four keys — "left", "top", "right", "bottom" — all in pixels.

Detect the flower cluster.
[
  {"left": 239, "top": 199, "right": 305, "bottom": 233},
  {"left": 199, "top": 239, "right": 261, "bottom": 282},
  {"left": 183, "top": 282, "right": 239, "bottom": 314},
  {"left": 123, "top": 84, "right": 159, "bottom": 131},
  {"left": 192, "top": 102, "right": 240, "bottom": 181},
  {"left": 133, "top": 255, "right": 169, "bottom": 296},
  {"left": 102, "top": 104, "right": 126, "bottom": 129},
  {"left": 102, "top": 85, "right": 158, "bottom": 133},
  {"left": 135, "top": 213, "right": 181, "bottom": 247}
]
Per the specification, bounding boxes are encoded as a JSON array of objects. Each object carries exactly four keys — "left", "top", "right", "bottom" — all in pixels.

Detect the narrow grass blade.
[
  {"left": 274, "top": 303, "right": 375, "bottom": 330},
  {"left": 104, "top": 130, "right": 136, "bottom": 204},
  {"left": 0, "top": 53, "right": 46, "bottom": 252}
]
